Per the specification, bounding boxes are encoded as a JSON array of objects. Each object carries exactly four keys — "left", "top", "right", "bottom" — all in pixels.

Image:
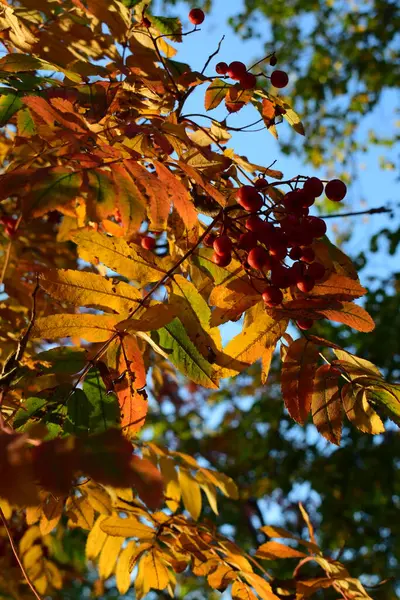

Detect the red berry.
[
  {"left": 238, "top": 231, "right": 258, "bottom": 251},
  {"left": 269, "top": 243, "right": 287, "bottom": 260},
  {"left": 212, "top": 251, "right": 231, "bottom": 267},
  {"left": 306, "top": 216, "right": 327, "bottom": 239},
  {"left": 325, "top": 179, "right": 347, "bottom": 202},
  {"left": 239, "top": 72, "right": 257, "bottom": 89},
  {"left": 296, "top": 318, "right": 313, "bottom": 330},
  {"left": 269, "top": 55, "right": 277, "bottom": 66},
  {"left": 245, "top": 215, "right": 264, "bottom": 234},
  {"left": 297, "top": 276, "right": 315, "bottom": 293},
  {"left": 189, "top": 8, "right": 205, "bottom": 25},
  {"left": 203, "top": 233, "right": 216, "bottom": 247},
  {"left": 290, "top": 261, "right": 307, "bottom": 283},
  {"left": 307, "top": 262, "right": 325, "bottom": 281},
  {"left": 247, "top": 246, "right": 270, "bottom": 270},
  {"left": 227, "top": 61, "right": 247, "bottom": 80},
  {"left": 262, "top": 286, "right": 283, "bottom": 307},
  {"left": 300, "top": 247, "right": 315, "bottom": 264},
  {"left": 142, "top": 17, "right": 151, "bottom": 28},
  {"left": 236, "top": 186, "right": 263, "bottom": 212},
  {"left": 289, "top": 246, "right": 302, "bottom": 260},
  {"left": 215, "top": 62, "right": 228, "bottom": 75},
  {"left": 270, "top": 70, "right": 289, "bottom": 89},
  {"left": 303, "top": 177, "right": 324, "bottom": 198},
  {"left": 141, "top": 235, "right": 156, "bottom": 250},
  {"left": 254, "top": 177, "right": 268, "bottom": 190},
  {"left": 213, "top": 234, "right": 232, "bottom": 256}
]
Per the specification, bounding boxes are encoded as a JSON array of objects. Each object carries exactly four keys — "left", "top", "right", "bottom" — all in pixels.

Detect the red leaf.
[{"left": 154, "top": 161, "right": 198, "bottom": 228}]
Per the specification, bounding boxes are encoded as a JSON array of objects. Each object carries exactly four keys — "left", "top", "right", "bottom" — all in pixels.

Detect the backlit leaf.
[
  {"left": 0, "top": 91, "right": 22, "bottom": 126},
  {"left": 98, "top": 535, "right": 124, "bottom": 579},
  {"left": 86, "top": 515, "right": 108, "bottom": 560},
  {"left": 116, "top": 541, "right": 137, "bottom": 594},
  {"left": 281, "top": 338, "right": 320, "bottom": 425},
  {"left": 152, "top": 318, "right": 219, "bottom": 389},
  {"left": 100, "top": 516, "right": 155, "bottom": 540},
  {"left": 256, "top": 541, "right": 307, "bottom": 560},
  {"left": 39, "top": 269, "right": 141, "bottom": 314},
  {"left": 205, "top": 78, "right": 230, "bottom": 110},
  {"left": 83, "top": 368, "right": 120, "bottom": 434},
  {"left": 23, "top": 168, "right": 82, "bottom": 218},
  {"left": 318, "top": 302, "right": 375, "bottom": 332},
  {"left": 139, "top": 548, "right": 170, "bottom": 591},
  {"left": 312, "top": 365, "right": 342, "bottom": 445},
  {"left": 154, "top": 161, "right": 198, "bottom": 228},
  {"left": 311, "top": 273, "right": 367, "bottom": 300},
  {"left": 31, "top": 314, "right": 120, "bottom": 342},
  {"left": 73, "top": 229, "right": 164, "bottom": 285},
  {"left": 179, "top": 468, "right": 202, "bottom": 520},
  {"left": 342, "top": 382, "right": 385, "bottom": 434}
]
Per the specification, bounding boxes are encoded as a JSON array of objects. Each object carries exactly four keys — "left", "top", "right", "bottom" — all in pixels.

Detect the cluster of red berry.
[{"left": 203, "top": 177, "right": 347, "bottom": 329}]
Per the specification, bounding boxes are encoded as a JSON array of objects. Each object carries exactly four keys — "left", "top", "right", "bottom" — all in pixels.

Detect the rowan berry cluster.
[
  {"left": 203, "top": 176, "right": 347, "bottom": 328},
  {"left": 215, "top": 57, "right": 289, "bottom": 92}
]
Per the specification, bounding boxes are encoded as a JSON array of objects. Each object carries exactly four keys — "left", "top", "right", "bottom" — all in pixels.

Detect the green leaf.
[
  {"left": 17, "top": 107, "right": 36, "bottom": 137},
  {"left": 14, "top": 397, "right": 48, "bottom": 430},
  {"left": 152, "top": 318, "right": 218, "bottom": 389},
  {"left": 64, "top": 389, "right": 92, "bottom": 436},
  {"left": 37, "top": 347, "right": 87, "bottom": 375},
  {"left": 0, "top": 91, "right": 22, "bottom": 126},
  {"left": 148, "top": 15, "right": 182, "bottom": 42},
  {"left": 84, "top": 368, "right": 120, "bottom": 434},
  {"left": 204, "top": 78, "right": 230, "bottom": 111}
]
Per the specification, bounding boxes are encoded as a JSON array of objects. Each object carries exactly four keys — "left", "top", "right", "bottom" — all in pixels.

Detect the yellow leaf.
[
  {"left": 232, "top": 580, "right": 258, "bottom": 600},
  {"left": 100, "top": 515, "right": 155, "bottom": 540},
  {"left": 0, "top": 499, "right": 12, "bottom": 519},
  {"left": 342, "top": 383, "right": 385, "bottom": 435},
  {"left": 197, "top": 476, "right": 218, "bottom": 515},
  {"left": 116, "top": 541, "right": 137, "bottom": 594},
  {"left": 72, "top": 229, "right": 166, "bottom": 285},
  {"left": 86, "top": 515, "right": 108, "bottom": 560},
  {"left": 139, "top": 548, "right": 170, "bottom": 591},
  {"left": 256, "top": 541, "right": 306, "bottom": 560},
  {"left": 44, "top": 561, "right": 63, "bottom": 589},
  {"left": 39, "top": 270, "right": 141, "bottom": 313},
  {"left": 178, "top": 468, "right": 202, "bottom": 520},
  {"left": 200, "top": 468, "right": 238, "bottom": 499},
  {"left": 40, "top": 495, "right": 64, "bottom": 535},
  {"left": 216, "top": 302, "right": 286, "bottom": 377},
  {"left": 116, "top": 303, "right": 177, "bottom": 332},
  {"left": 159, "top": 457, "right": 181, "bottom": 512},
  {"left": 98, "top": 535, "right": 124, "bottom": 579},
  {"left": 311, "top": 273, "right": 367, "bottom": 299},
  {"left": 66, "top": 495, "right": 94, "bottom": 530},
  {"left": 208, "top": 564, "right": 236, "bottom": 590},
  {"left": 243, "top": 572, "right": 278, "bottom": 600},
  {"left": 209, "top": 279, "right": 261, "bottom": 326},
  {"left": 84, "top": 484, "right": 112, "bottom": 515},
  {"left": 19, "top": 525, "right": 40, "bottom": 556},
  {"left": 261, "top": 346, "right": 273, "bottom": 385},
  {"left": 298, "top": 503, "right": 317, "bottom": 545},
  {"left": 31, "top": 314, "right": 120, "bottom": 342}
]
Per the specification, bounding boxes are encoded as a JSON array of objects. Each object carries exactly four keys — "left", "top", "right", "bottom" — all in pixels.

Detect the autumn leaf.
[
  {"left": 281, "top": 338, "right": 320, "bottom": 424},
  {"left": 342, "top": 382, "right": 385, "bottom": 434},
  {"left": 311, "top": 273, "right": 367, "bottom": 300},
  {"left": 152, "top": 317, "right": 219, "bottom": 388},
  {"left": 205, "top": 78, "right": 230, "bottom": 110},
  {"left": 100, "top": 515, "right": 155, "bottom": 540},
  {"left": 311, "top": 364, "right": 343, "bottom": 445},
  {"left": 318, "top": 301, "right": 375, "bottom": 332},
  {"left": 39, "top": 269, "right": 141, "bottom": 314},
  {"left": 179, "top": 467, "right": 202, "bottom": 520},
  {"left": 256, "top": 541, "right": 307, "bottom": 560},
  {"left": 31, "top": 314, "right": 120, "bottom": 343},
  {"left": 154, "top": 161, "right": 198, "bottom": 228},
  {"left": 72, "top": 229, "right": 166, "bottom": 285}
]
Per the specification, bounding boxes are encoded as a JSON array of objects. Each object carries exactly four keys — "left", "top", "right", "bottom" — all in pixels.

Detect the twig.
[
  {"left": 201, "top": 35, "right": 225, "bottom": 75},
  {"left": 319, "top": 206, "right": 392, "bottom": 219},
  {"left": 0, "top": 506, "right": 43, "bottom": 600}
]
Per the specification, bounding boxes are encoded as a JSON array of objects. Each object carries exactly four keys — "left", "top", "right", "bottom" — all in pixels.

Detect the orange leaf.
[
  {"left": 318, "top": 302, "right": 375, "bottom": 332},
  {"left": 311, "top": 364, "right": 343, "bottom": 445},
  {"left": 154, "top": 161, "right": 198, "bottom": 228},
  {"left": 130, "top": 455, "right": 164, "bottom": 511},
  {"left": 125, "top": 161, "right": 171, "bottom": 230},
  {"left": 256, "top": 541, "right": 307, "bottom": 560},
  {"left": 311, "top": 273, "right": 367, "bottom": 300},
  {"left": 281, "top": 338, "right": 320, "bottom": 424}
]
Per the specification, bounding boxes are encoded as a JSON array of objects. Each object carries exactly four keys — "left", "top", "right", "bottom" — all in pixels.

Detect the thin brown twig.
[
  {"left": 201, "top": 35, "right": 225, "bottom": 75},
  {"left": 319, "top": 206, "right": 392, "bottom": 219},
  {"left": 0, "top": 506, "right": 43, "bottom": 600}
]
